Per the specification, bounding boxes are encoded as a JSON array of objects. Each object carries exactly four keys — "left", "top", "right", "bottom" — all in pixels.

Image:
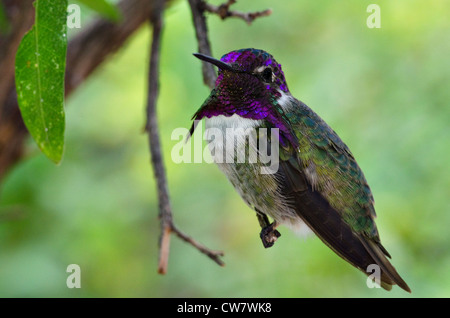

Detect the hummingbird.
[{"left": 189, "top": 48, "right": 410, "bottom": 292}]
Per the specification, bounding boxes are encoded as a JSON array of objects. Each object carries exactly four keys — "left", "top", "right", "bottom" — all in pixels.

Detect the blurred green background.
[{"left": 0, "top": 0, "right": 449, "bottom": 297}]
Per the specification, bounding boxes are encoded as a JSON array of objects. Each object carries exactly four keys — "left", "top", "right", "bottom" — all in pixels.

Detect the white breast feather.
[{"left": 204, "top": 113, "right": 313, "bottom": 238}]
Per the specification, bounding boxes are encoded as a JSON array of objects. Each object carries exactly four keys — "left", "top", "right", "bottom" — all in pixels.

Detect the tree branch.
[
  {"left": 146, "top": 0, "right": 224, "bottom": 274},
  {"left": 187, "top": 0, "right": 216, "bottom": 89},
  {"left": 202, "top": 0, "right": 272, "bottom": 25},
  {"left": 146, "top": 0, "right": 169, "bottom": 274}
]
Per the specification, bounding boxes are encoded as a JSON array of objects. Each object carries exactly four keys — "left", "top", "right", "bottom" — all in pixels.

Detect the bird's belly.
[
  {"left": 205, "top": 114, "right": 313, "bottom": 237},
  {"left": 217, "top": 162, "right": 313, "bottom": 237}
]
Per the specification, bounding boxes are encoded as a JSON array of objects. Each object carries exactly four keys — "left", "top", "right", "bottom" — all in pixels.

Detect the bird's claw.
[{"left": 260, "top": 224, "right": 281, "bottom": 248}]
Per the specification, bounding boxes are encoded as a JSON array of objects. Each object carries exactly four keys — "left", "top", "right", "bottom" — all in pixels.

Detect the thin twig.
[
  {"left": 188, "top": 0, "right": 217, "bottom": 89},
  {"left": 172, "top": 223, "right": 225, "bottom": 267},
  {"left": 146, "top": 0, "right": 171, "bottom": 274},
  {"left": 146, "top": 0, "right": 224, "bottom": 274},
  {"left": 202, "top": 0, "right": 272, "bottom": 25}
]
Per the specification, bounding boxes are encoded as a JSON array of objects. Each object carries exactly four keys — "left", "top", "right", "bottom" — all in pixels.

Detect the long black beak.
[{"left": 193, "top": 53, "right": 235, "bottom": 72}]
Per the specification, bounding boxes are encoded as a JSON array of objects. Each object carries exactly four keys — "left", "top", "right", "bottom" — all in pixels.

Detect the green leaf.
[
  {"left": 76, "top": 0, "right": 122, "bottom": 22},
  {"left": 15, "top": 0, "right": 68, "bottom": 164}
]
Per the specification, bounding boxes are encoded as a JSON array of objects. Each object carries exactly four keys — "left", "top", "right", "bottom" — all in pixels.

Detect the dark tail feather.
[
  {"left": 359, "top": 238, "right": 411, "bottom": 292},
  {"left": 278, "top": 161, "right": 411, "bottom": 292}
]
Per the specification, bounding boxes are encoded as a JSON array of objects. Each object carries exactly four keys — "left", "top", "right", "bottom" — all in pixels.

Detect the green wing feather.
[{"left": 283, "top": 99, "right": 379, "bottom": 238}]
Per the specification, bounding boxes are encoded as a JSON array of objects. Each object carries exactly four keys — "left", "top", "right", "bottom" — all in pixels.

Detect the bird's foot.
[{"left": 260, "top": 223, "right": 281, "bottom": 248}]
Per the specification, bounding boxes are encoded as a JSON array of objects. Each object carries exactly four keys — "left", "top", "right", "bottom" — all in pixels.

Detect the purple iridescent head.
[
  {"left": 192, "top": 49, "right": 298, "bottom": 147},
  {"left": 219, "top": 48, "right": 288, "bottom": 93},
  {"left": 194, "top": 49, "right": 289, "bottom": 100}
]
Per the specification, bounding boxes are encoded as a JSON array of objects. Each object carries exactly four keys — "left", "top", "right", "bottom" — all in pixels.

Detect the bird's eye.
[{"left": 261, "top": 68, "right": 273, "bottom": 83}]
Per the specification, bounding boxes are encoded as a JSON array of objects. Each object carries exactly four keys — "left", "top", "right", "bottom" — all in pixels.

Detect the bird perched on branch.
[{"left": 190, "top": 48, "right": 410, "bottom": 292}]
